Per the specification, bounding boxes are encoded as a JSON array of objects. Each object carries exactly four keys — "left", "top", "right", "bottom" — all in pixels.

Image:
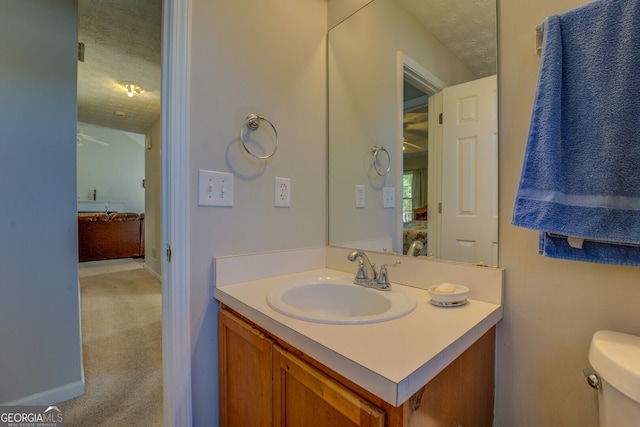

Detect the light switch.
[
  {"left": 198, "top": 170, "right": 233, "bottom": 207},
  {"left": 383, "top": 187, "right": 395, "bottom": 208},
  {"left": 356, "top": 185, "right": 365, "bottom": 208}
]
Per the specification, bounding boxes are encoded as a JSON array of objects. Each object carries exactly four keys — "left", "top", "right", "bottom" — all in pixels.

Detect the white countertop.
[{"left": 214, "top": 263, "right": 503, "bottom": 406}]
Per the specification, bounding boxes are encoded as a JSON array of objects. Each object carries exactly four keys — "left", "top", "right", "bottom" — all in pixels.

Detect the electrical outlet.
[
  {"left": 383, "top": 187, "right": 395, "bottom": 208},
  {"left": 356, "top": 185, "right": 365, "bottom": 208},
  {"left": 275, "top": 177, "right": 290, "bottom": 207},
  {"left": 198, "top": 170, "right": 233, "bottom": 207}
]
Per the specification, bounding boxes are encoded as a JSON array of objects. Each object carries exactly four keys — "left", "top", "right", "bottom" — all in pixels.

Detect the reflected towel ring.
[
  {"left": 372, "top": 145, "right": 391, "bottom": 176},
  {"left": 239, "top": 114, "right": 279, "bottom": 159}
]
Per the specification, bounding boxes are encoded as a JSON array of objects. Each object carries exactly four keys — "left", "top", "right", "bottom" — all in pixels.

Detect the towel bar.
[
  {"left": 371, "top": 145, "right": 390, "bottom": 176},
  {"left": 239, "top": 114, "right": 279, "bottom": 159},
  {"left": 535, "top": 25, "right": 543, "bottom": 55}
]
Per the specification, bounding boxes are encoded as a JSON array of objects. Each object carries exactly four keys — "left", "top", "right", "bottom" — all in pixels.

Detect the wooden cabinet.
[
  {"left": 219, "top": 307, "right": 495, "bottom": 427},
  {"left": 408, "top": 327, "right": 495, "bottom": 427},
  {"left": 218, "top": 308, "right": 274, "bottom": 427},
  {"left": 273, "top": 345, "right": 385, "bottom": 427}
]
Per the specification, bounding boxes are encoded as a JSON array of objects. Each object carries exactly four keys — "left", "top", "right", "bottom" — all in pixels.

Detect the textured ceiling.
[
  {"left": 77, "top": 0, "right": 162, "bottom": 135},
  {"left": 398, "top": 0, "right": 497, "bottom": 78},
  {"left": 77, "top": 0, "right": 496, "bottom": 135},
  {"left": 400, "top": 0, "right": 496, "bottom": 154}
]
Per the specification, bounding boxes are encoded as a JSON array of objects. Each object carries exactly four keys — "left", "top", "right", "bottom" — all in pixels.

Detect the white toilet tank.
[{"left": 588, "top": 330, "right": 640, "bottom": 427}]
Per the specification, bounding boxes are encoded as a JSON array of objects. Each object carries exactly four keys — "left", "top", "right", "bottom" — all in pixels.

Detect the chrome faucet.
[
  {"left": 347, "top": 250, "right": 377, "bottom": 286},
  {"left": 406, "top": 240, "right": 424, "bottom": 256},
  {"left": 347, "top": 250, "right": 400, "bottom": 291}
]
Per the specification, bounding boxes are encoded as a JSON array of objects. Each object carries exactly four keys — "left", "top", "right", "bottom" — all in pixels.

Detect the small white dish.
[{"left": 428, "top": 284, "right": 470, "bottom": 307}]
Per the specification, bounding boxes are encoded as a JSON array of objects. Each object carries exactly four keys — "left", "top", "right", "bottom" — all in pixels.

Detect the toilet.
[{"left": 588, "top": 330, "right": 640, "bottom": 426}]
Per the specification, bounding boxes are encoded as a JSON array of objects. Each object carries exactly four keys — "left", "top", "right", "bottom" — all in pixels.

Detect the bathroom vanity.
[
  {"left": 219, "top": 307, "right": 495, "bottom": 426},
  {"left": 214, "top": 247, "right": 503, "bottom": 426}
]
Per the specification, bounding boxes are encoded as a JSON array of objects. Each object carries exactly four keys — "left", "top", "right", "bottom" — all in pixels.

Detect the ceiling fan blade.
[
  {"left": 77, "top": 132, "right": 110, "bottom": 147},
  {"left": 402, "top": 140, "right": 423, "bottom": 150}
]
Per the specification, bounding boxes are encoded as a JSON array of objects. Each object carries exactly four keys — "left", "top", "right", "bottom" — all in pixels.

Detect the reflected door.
[{"left": 441, "top": 75, "right": 498, "bottom": 265}]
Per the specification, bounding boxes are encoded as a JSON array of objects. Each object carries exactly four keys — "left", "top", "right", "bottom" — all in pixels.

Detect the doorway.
[
  {"left": 73, "top": 0, "right": 164, "bottom": 423},
  {"left": 402, "top": 80, "right": 429, "bottom": 255},
  {"left": 0, "top": 2, "right": 188, "bottom": 421},
  {"left": 76, "top": 0, "right": 193, "bottom": 423},
  {"left": 397, "top": 52, "right": 446, "bottom": 257}
]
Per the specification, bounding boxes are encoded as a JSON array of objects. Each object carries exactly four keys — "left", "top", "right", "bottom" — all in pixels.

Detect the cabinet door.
[
  {"left": 219, "top": 309, "right": 274, "bottom": 427},
  {"left": 408, "top": 327, "right": 496, "bottom": 427},
  {"left": 273, "top": 345, "right": 385, "bottom": 427}
]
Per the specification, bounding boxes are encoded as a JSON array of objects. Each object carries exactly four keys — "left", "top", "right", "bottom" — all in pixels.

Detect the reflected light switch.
[
  {"left": 383, "top": 187, "right": 395, "bottom": 208},
  {"left": 356, "top": 185, "right": 365, "bottom": 208}
]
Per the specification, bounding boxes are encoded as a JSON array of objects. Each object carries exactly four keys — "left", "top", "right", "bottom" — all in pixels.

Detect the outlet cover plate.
[
  {"left": 198, "top": 170, "right": 234, "bottom": 207},
  {"left": 275, "top": 177, "right": 290, "bottom": 207}
]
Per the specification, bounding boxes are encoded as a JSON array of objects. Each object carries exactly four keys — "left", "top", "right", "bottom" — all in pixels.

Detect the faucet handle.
[
  {"left": 355, "top": 258, "right": 367, "bottom": 278},
  {"left": 377, "top": 261, "right": 401, "bottom": 290},
  {"left": 353, "top": 258, "right": 369, "bottom": 286}
]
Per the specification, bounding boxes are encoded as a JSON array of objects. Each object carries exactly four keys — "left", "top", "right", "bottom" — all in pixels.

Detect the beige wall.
[
  {"left": 144, "top": 119, "right": 162, "bottom": 278},
  {"left": 188, "top": 0, "right": 327, "bottom": 422},
  {"left": 497, "top": 0, "right": 640, "bottom": 425},
  {"left": 327, "top": 0, "right": 372, "bottom": 29},
  {"left": 77, "top": 123, "right": 146, "bottom": 214}
]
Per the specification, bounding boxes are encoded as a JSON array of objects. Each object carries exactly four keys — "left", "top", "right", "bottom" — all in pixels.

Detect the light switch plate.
[
  {"left": 356, "top": 185, "right": 365, "bottom": 208},
  {"left": 198, "top": 170, "right": 233, "bottom": 207},
  {"left": 383, "top": 187, "right": 395, "bottom": 208}
]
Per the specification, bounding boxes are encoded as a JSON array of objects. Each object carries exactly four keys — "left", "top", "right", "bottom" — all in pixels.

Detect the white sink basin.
[{"left": 266, "top": 276, "right": 417, "bottom": 324}]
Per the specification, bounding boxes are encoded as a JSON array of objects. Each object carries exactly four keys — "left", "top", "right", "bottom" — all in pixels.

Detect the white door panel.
[{"left": 441, "top": 75, "right": 498, "bottom": 266}]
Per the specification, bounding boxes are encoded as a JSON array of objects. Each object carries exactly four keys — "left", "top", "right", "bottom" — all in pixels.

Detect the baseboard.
[
  {"left": 2, "top": 380, "right": 85, "bottom": 406},
  {"left": 144, "top": 264, "right": 162, "bottom": 281}
]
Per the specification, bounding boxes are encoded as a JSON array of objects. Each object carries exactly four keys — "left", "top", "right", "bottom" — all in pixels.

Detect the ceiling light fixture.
[{"left": 120, "top": 81, "right": 143, "bottom": 97}]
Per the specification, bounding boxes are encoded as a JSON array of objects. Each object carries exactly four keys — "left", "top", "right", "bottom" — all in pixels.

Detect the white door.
[{"left": 440, "top": 75, "right": 498, "bottom": 265}]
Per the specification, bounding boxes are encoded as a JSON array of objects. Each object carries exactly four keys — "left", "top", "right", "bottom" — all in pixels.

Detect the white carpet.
[
  {"left": 63, "top": 266, "right": 164, "bottom": 426},
  {"left": 78, "top": 258, "right": 144, "bottom": 278}
]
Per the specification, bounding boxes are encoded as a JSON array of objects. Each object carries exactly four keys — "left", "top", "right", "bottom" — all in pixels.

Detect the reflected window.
[{"left": 403, "top": 171, "right": 414, "bottom": 222}]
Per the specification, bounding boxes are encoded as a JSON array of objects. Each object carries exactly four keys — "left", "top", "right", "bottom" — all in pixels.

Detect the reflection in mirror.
[
  {"left": 328, "top": 0, "right": 498, "bottom": 266},
  {"left": 402, "top": 80, "right": 430, "bottom": 255}
]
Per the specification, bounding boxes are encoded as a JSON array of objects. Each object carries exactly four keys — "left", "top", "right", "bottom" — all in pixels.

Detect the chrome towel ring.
[
  {"left": 372, "top": 145, "right": 390, "bottom": 176},
  {"left": 239, "top": 114, "right": 279, "bottom": 159}
]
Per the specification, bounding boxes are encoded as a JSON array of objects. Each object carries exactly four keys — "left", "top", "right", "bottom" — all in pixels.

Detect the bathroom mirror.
[{"left": 328, "top": 0, "right": 498, "bottom": 265}]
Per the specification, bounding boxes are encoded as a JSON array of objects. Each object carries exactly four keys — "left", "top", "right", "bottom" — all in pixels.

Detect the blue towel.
[
  {"left": 540, "top": 233, "right": 640, "bottom": 266},
  {"left": 512, "top": 0, "right": 640, "bottom": 265}
]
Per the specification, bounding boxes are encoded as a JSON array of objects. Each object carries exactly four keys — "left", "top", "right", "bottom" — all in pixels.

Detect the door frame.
[{"left": 161, "top": 0, "right": 192, "bottom": 425}]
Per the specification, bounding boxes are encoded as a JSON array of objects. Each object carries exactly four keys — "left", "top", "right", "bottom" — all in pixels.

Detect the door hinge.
[
  {"left": 165, "top": 244, "right": 172, "bottom": 262},
  {"left": 78, "top": 42, "right": 85, "bottom": 62},
  {"left": 438, "top": 202, "right": 442, "bottom": 213},
  {"left": 438, "top": 113, "right": 443, "bottom": 124}
]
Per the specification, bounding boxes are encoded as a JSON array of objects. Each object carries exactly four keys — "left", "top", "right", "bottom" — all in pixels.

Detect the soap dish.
[
  {"left": 428, "top": 284, "right": 470, "bottom": 307},
  {"left": 430, "top": 299, "right": 469, "bottom": 307}
]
